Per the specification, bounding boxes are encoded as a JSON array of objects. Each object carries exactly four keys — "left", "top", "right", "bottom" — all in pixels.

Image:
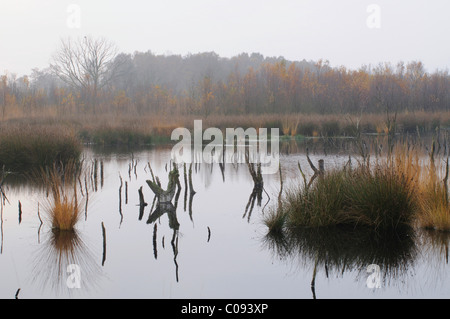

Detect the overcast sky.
[{"left": 1, "top": 0, "right": 449, "bottom": 77}]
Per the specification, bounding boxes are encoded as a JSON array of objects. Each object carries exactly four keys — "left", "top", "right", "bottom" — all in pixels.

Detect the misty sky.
[{"left": 1, "top": 0, "right": 449, "bottom": 77}]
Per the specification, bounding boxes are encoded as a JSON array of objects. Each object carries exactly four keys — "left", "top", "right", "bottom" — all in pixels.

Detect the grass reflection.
[
  {"left": 29, "top": 228, "right": 102, "bottom": 296},
  {"left": 264, "top": 225, "right": 418, "bottom": 294}
]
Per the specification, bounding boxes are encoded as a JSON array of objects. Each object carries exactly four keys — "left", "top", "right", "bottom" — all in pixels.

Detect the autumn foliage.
[{"left": 1, "top": 53, "right": 448, "bottom": 120}]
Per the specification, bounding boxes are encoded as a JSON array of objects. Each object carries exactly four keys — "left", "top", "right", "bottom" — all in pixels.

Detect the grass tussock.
[
  {"left": 343, "top": 166, "right": 417, "bottom": 229},
  {"left": 269, "top": 163, "right": 417, "bottom": 232},
  {"left": 267, "top": 143, "right": 450, "bottom": 234},
  {"left": 40, "top": 161, "right": 84, "bottom": 231}
]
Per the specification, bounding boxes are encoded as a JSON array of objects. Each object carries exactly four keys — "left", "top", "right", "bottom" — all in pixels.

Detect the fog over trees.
[{"left": 0, "top": 36, "right": 449, "bottom": 117}]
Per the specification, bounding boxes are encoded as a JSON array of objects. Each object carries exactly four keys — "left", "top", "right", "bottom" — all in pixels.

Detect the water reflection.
[
  {"left": 29, "top": 228, "right": 102, "bottom": 296},
  {"left": 264, "top": 226, "right": 418, "bottom": 298},
  {"left": 142, "top": 163, "right": 187, "bottom": 283},
  {"left": 5, "top": 137, "right": 450, "bottom": 298},
  {"left": 147, "top": 201, "right": 180, "bottom": 282},
  {"left": 418, "top": 229, "right": 450, "bottom": 270},
  {"left": 147, "top": 202, "right": 179, "bottom": 231},
  {"left": 243, "top": 161, "right": 265, "bottom": 222}
]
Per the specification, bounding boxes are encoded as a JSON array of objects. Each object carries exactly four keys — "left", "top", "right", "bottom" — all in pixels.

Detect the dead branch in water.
[
  {"left": 306, "top": 148, "right": 325, "bottom": 188},
  {"left": 146, "top": 164, "right": 180, "bottom": 203}
]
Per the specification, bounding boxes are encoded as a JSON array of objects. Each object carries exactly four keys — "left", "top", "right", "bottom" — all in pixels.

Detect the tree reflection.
[{"left": 145, "top": 162, "right": 184, "bottom": 282}]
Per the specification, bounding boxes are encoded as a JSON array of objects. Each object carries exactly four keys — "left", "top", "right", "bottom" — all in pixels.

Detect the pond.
[{"left": 0, "top": 140, "right": 449, "bottom": 299}]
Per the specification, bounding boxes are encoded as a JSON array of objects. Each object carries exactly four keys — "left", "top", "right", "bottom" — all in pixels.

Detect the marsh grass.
[
  {"left": 0, "top": 125, "right": 81, "bottom": 172},
  {"left": 79, "top": 127, "right": 154, "bottom": 145},
  {"left": 418, "top": 183, "right": 450, "bottom": 231},
  {"left": 2, "top": 109, "right": 450, "bottom": 148},
  {"left": 267, "top": 141, "right": 450, "bottom": 233},
  {"left": 416, "top": 159, "right": 450, "bottom": 231},
  {"left": 39, "top": 161, "right": 84, "bottom": 231},
  {"left": 285, "top": 170, "right": 348, "bottom": 228},
  {"left": 342, "top": 165, "right": 417, "bottom": 229},
  {"left": 266, "top": 151, "right": 420, "bottom": 232}
]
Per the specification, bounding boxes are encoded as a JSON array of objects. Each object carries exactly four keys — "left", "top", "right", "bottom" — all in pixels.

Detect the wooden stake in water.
[
  {"left": 311, "top": 254, "right": 318, "bottom": 299},
  {"left": 153, "top": 223, "right": 158, "bottom": 260},
  {"left": 119, "top": 174, "right": 123, "bottom": 226},
  {"left": 188, "top": 163, "right": 196, "bottom": 194},
  {"left": 207, "top": 226, "right": 211, "bottom": 243},
  {"left": 18, "top": 200, "right": 22, "bottom": 225},
  {"left": 93, "top": 159, "right": 98, "bottom": 192},
  {"left": 101, "top": 222, "right": 106, "bottom": 266},
  {"left": 100, "top": 160, "right": 104, "bottom": 188},
  {"left": 15, "top": 288, "right": 20, "bottom": 299}
]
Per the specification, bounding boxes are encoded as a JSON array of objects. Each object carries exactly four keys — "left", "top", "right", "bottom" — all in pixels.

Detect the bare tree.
[{"left": 50, "top": 36, "right": 120, "bottom": 112}]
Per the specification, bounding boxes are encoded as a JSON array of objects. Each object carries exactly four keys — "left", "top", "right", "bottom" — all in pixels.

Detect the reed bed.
[
  {"left": 2, "top": 109, "right": 450, "bottom": 143},
  {"left": 0, "top": 124, "right": 82, "bottom": 172},
  {"left": 415, "top": 159, "right": 450, "bottom": 231}
]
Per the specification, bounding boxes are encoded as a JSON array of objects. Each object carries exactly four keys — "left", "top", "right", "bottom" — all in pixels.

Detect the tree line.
[{"left": 1, "top": 36, "right": 449, "bottom": 118}]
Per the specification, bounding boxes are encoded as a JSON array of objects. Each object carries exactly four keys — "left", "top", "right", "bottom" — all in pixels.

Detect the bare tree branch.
[{"left": 50, "top": 36, "right": 119, "bottom": 111}]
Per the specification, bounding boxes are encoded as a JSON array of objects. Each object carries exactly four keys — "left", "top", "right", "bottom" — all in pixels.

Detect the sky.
[{"left": 0, "top": 0, "right": 449, "bottom": 77}]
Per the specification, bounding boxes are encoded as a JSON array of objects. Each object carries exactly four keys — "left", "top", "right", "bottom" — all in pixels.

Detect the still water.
[{"left": 0, "top": 142, "right": 449, "bottom": 299}]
